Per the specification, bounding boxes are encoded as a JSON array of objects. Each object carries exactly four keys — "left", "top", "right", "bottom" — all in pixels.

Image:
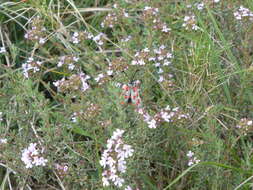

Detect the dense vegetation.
[{"left": 1, "top": 0, "right": 253, "bottom": 189}]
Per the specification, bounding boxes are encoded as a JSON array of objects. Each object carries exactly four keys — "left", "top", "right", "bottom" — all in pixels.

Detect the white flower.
[
  {"left": 144, "top": 6, "right": 152, "bottom": 11},
  {"left": 125, "top": 186, "right": 133, "bottom": 190},
  {"left": 147, "top": 119, "right": 157, "bottom": 129},
  {"left": 131, "top": 60, "right": 137, "bottom": 65},
  {"left": 188, "top": 160, "right": 194, "bottom": 166},
  {"left": 33, "top": 156, "right": 48, "bottom": 166},
  {"left": 68, "top": 64, "right": 75, "bottom": 70},
  {"left": 0, "top": 47, "right": 6, "bottom": 53},
  {"left": 162, "top": 25, "right": 171, "bottom": 32},
  {"left": 100, "top": 129, "right": 134, "bottom": 187},
  {"left": 154, "top": 62, "right": 160, "bottom": 67},
  {"left": 158, "top": 68, "right": 164, "bottom": 74},
  {"left": 196, "top": 3, "right": 204, "bottom": 10},
  {"left": 121, "top": 35, "right": 132, "bottom": 42},
  {"left": 163, "top": 60, "right": 171, "bottom": 66},
  {"left": 124, "top": 12, "right": 129, "bottom": 17},
  {"left": 117, "top": 159, "right": 127, "bottom": 172},
  {"left": 234, "top": 6, "right": 253, "bottom": 21},
  {"left": 247, "top": 120, "right": 253, "bottom": 125},
  {"left": 183, "top": 15, "right": 199, "bottom": 30},
  {"left": 79, "top": 73, "right": 90, "bottom": 92},
  {"left": 107, "top": 70, "right": 114, "bottom": 76},
  {"left": 95, "top": 73, "right": 104, "bottom": 82},
  {"left": 192, "top": 25, "right": 199, "bottom": 30},
  {"left": 187, "top": 151, "right": 194, "bottom": 158},
  {"left": 113, "top": 4, "right": 118, "bottom": 9},
  {"left": 0, "top": 138, "right": 7, "bottom": 144},
  {"left": 71, "top": 112, "right": 77, "bottom": 123},
  {"left": 39, "top": 38, "right": 46, "bottom": 44},
  {"left": 22, "top": 58, "right": 43, "bottom": 78},
  {"left": 114, "top": 177, "right": 124, "bottom": 187},
  {"left": 21, "top": 143, "right": 47, "bottom": 169},
  {"left": 139, "top": 59, "right": 146, "bottom": 65},
  {"left": 123, "top": 144, "right": 134, "bottom": 157},
  {"left": 73, "top": 32, "right": 79, "bottom": 37},
  {"left": 187, "top": 151, "right": 200, "bottom": 166},
  {"left": 149, "top": 57, "right": 156, "bottom": 62},
  {"left": 111, "top": 129, "right": 124, "bottom": 140},
  {"left": 81, "top": 81, "right": 90, "bottom": 92},
  {"left": 102, "top": 176, "right": 110, "bottom": 186},
  {"left": 93, "top": 33, "right": 105, "bottom": 46},
  {"left": 158, "top": 75, "right": 164, "bottom": 82},
  {"left": 72, "top": 38, "right": 79, "bottom": 44},
  {"left": 100, "top": 157, "right": 107, "bottom": 168},
  {"left": 143, "top": 48, "right": 150, "bottom": 52},
  {"left": 161, "top": 111, "right": 171, "bottom": 122}
]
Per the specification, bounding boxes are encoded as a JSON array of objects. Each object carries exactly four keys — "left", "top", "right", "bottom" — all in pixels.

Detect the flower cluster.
[
  {"left": 94, "top": 58, "right": 129, "bottom": 85},
  {"left": 189, "top": 0, "right": 220, "bottom": 11},
  {"left": 159, "top": 74, "right": 175, "bottom": 90},
  {"left": 153, "top": 19, "right": 171, "bottom": 33},
  {"left": 234, "top": 6, "right": 253, "bottom": 21},
  {"left": 93, "top": 33, "right": 106, "bottom": 46},
  {"left": 120, "top": 35, "right": 132, "bottom": 44},
  {"left": 150, "top": 45, "right": 173, "bottom": 82},
  {"left": 21, "top": 143, "right": 48, "bottom": 169},
  {"left": 235, "top": 118, "right": 253, "bottom": 136},
  {"left": 22, "top": 57, "right": 43, "bottom": 78},
  {"left": 152, "top": 45, "right": 173, "bottom": 66},
  {"left": 57, "top": 55, "right": 79, "bottom": 70},
  {"left": 136, "top": 105, "right": 189, "bottom": 129},
  {"left": 53, "top": 73, "right": 90, "bottom": 93},
  {"left": 101, "top": 12, "right": 118, "bottom": 28},
  {"left": 182, "top": 15, "right": 199, "bottom": 30},
  {"left": 186, "top": 150, "right": 200, "bottom": 166},
  {"left": 24, "top": 16, "right": 46, "bottom": 44},
  {"left": 100, "top": 129, "right": 134, "bottom": 188},
  {"left": 141, "top": 6, "right": 170, "bottom": 33},
  {"left": 131, "top": 48, "right": 150, "bottom": 65},
  {"left": 142, "top": 6, "right": 159, "bottom": 20},
  {"left": 55, "top": 163, "right": 69, "bottom": 178},
  {"left": 0, "top": 47, "right": 6, "bottom": 53},
  {"left": 110, "top": 57, "right": 129, "bottom": 73},
  {"left": 101, "top": 3, "right": 130, "bottom": 29},
  {"left": 71, "top": 30, "right": 106, "bottom": 46},
  {"left": 71, "top": 31, "right": 94, "bottom": 44},
  {"left": 155, "top": 106, "right": 190, "bottom": 123},
  {"left": 131, "top": 45, "right": 173, "bottom": 68},
  {"left": 94, "top": 73, "right": 111, "bottom": 85},
  {"left": 137, "top": 108, "right": 158, "bottom": 128},
  {"left": 71, "top": 103, "right": 101, "bottom": 122},
  {"left": 86, "top": 103, "right": 101, "bottom": 118}
]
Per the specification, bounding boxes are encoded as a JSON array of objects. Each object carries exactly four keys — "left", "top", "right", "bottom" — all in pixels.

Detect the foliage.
[{"left": 1, "top": 0, "right": 253, "bottom": 189}]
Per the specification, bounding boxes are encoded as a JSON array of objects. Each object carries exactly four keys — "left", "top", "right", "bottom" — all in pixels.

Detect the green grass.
[{"left": 1, "top": 0, "right": 253, "bottom": 189}]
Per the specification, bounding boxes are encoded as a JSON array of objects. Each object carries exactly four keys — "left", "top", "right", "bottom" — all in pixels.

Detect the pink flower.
[{"left": 21, "top": 143, "right": 47, "bottom": 169}]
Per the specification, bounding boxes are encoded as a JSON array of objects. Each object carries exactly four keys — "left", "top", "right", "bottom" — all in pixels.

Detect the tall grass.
[{"left": 1, "top": 0, "right": 253, "bottom": 189}]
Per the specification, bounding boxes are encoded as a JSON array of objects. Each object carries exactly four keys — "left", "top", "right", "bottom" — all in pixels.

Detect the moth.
[{"left": 121, "top": 81, "right": 142, "bottom": 107}]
